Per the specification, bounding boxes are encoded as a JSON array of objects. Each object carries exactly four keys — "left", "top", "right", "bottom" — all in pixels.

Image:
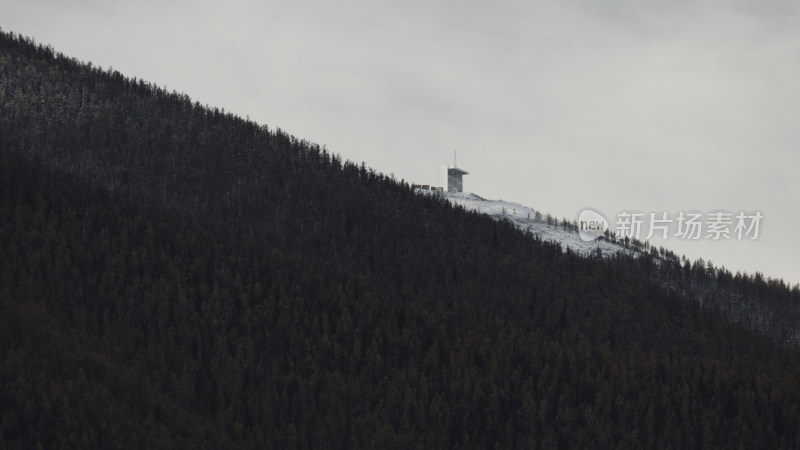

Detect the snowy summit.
[{"left": 424, "top": 190, "right": 629, "bottom": 258}]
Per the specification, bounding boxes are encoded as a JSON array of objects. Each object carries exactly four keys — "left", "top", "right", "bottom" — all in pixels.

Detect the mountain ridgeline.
[{"left": 2, "top": 30, "right": 800, "bottom": 449}]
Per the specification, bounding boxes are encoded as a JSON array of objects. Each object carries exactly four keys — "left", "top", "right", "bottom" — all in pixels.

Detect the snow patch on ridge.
[{"left": 422, "top": 190, "right": 630, "bottom": 258}]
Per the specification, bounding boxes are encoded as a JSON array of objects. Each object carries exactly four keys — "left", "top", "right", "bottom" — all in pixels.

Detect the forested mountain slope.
[
  {"left": 2, "top": 30, "right": 800, "bottom": 449},
  {"left": 440, "top": 191, "right": 800, "bottom": 347}
]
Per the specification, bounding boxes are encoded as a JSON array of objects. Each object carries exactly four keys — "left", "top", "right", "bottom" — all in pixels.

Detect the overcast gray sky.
[{"left": 4, "top": 0, "right": 800, "bottom": 284}]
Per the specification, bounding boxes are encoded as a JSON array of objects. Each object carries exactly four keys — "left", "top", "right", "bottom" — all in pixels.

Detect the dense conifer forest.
[{"left": 2, "top": 29, "right": 800, "bottom": 448}]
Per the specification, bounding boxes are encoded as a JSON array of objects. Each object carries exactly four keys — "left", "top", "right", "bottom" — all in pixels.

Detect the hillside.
[
  {"left": 438, "top": 190, "right": 800, "bottom": 347},
  {"left": 2, "top": 30, "right": 800, "bottom": 449},
  {"left": 435, "top": 191, "right": 628, "bottom": 257}
]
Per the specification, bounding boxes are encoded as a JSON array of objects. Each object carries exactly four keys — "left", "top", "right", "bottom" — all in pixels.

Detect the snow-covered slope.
[{"left": 425, "top": 190, "right": 629, "bottom": 257}]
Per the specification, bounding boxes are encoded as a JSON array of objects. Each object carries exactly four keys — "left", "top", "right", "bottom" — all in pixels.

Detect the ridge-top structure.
[{"left": 439, "top": 152, "right": 468, "bottom": 193}]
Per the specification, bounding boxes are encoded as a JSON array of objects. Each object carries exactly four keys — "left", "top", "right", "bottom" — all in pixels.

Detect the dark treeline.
[
  {"left": 611, "top": 242, "right": 800, "bottom": 347},
  {"left": 523, "top": 219, "right": 800, "bottom": 348},
  {"left": 2, "top": 29, "right": 800, "bottom": 449}
]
